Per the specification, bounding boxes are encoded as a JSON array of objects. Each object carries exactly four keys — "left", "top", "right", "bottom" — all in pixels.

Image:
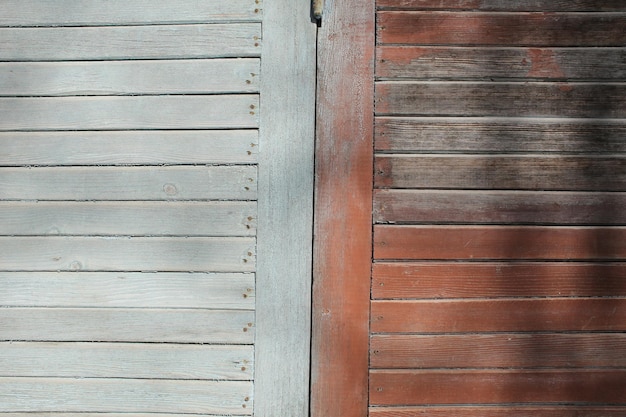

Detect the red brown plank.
[
  {"left": 376, "top": 1, "right": 626, "bottom": 12},
  {"left": 371, "top": 298, "right": 626, "bottom": 332},
  {"left": 370, "top": 369, "right": 626, "bottom": 405},
  {"left": 375, "top": 117, "right": 626, "bottom": 153},
  {"left": 377, "top": 12, "right": 626, "bottom": 46},
  {"left": 376, "top": 47, "right": 626, "bottom": 80},
  {"left": 372, "top": 262, "right": 626, "bottom": 299},
  {"left": 370, "top": 407, "right": 626, "bottom": 417},
  {"left": 375, "top": 82, "right": 626, "bottom": 118},
  {"left": 370, "top": 333, "right": 626, "bottom": 368},
  {"left": 374, "top": 226, "right": 626, "bottom": 260}
]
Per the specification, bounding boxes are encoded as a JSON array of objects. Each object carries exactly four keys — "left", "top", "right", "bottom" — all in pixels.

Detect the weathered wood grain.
[
  {"left": 0, "top": 378, "right": 252, "bottom": 414},
  {"left": 0, "top": 130, "right": 258, "bottom": 166},
  {"left": 0, "top": 201, "right": 256, "bottom": 236},
  {"left": 0, "top": 414, "right": 240, "bottom": 417},
  {"left": 377, "top": 12, "right": 626, "bottom": 46},
  {"left": 0, "top": 166, "right": 256, "bottom": 201},
  {"left": 0, "top": 24, "right": 261, "bottom": 61},
  {"left": 0, "top": 59, "right": 260, "bottom": 96},
  {"left": 0, "top": 236, "right": 255, "bottom": 272},
  {"left": 0, "top": 342, "right": 253, "bottom": 380},
  {"left": 370, "top": 407, "right": 626, "bottom": 417},
  {"left": 376, "top": 47, "right": 626, "bottom": 80},
  {"left": 374, "top": 226, "right": 626, "bottom": 260},
  {"left": 370, "top": 369, "right": 626, "bottom": 405},
  {"left": 373, "top": 190, "right": 626, "bottom": 224},
  {"left": 376, "top": 82, "right": 626, "bottom": 118},
  {"left": 374, "top": 155, "right": 626, "bottom": 191},
  {"left": 376, "top": 1, "right": 626, "bottom": 11},
  {"left": 0, "top": 308, "right": 254, "bottom": 343},
  {"left": 0, "top": 0, "right": 261, "bottom": 26},
  {"left": 375, "top": 117, "right": 626, "bottom": 153},
  {"left": 0, "top": 272, "right": 254, "bottom": 309},
  {"left": 371, "top": 298, "right": 626, "bottom": 332},
  {"left": 372, "top": 262, "right": 626, "bottom": 298},
  {"left": 0, "top": 96, "right": 259, "bottom": 131},
  {"left": 370, "top": 334, "right": 626, "bottom": 368}
]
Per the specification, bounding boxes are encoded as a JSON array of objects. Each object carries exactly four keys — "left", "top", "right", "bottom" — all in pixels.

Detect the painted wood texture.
[
  {"left": 376, "top": 1, "right": 626, "bottom": 11},
  {"left": 0, "top": 0, "right": 262, "bottom": 26},
  {"left": 370, "top": 407, "right": 626, "bottom": 417},
  {"left": 0, "top": 342, "right": 253, "bottom": 380},
  {"left": 377, "top": 12, "right": 626, "bottom": 46},
  {"left": 0, "top": 24, "right": 261, "bottom": 61}
]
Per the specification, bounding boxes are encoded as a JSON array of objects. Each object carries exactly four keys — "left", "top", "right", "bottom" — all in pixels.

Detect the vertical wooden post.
[{"left": 311, "top": 0, "right": 376, "bottom": 415}]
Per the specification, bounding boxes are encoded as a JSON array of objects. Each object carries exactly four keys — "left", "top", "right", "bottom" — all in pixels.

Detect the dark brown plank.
[
  {"left": 370, "top": 407, "right": 626, "bottom": 417},
  {"left": 376, "top": 82, "right": 626, "bottom": 118},
  {"left": 374, "top": 226, "right": 626, "bottom": 260},
  {"left": 374, "top": 156, "right": 626, "bottom": 191},
  {"left": 376, "top": 47, "right": 626, "bottom": 80},
  {"left": 373, "top": 190, "right": 626, "bottom": 225},
  {"left": 375, "top": 117, "right": 626, "bottom": 153},
  {"left": 370, "top": 334, "right": 626, "bottom": 368},
  {"left": 377, "top": 1, "right": 626, "bottom": 11},
  {"left": 371, "top": 298, "right": 626, "bottom": 332},
  {"left": 370, "top": 370, "right": 626, "bottom": 405},
  {"left": 372, "top": 262, "right": 626, "bottom": 298},
  {"left": 377, "top": 12, "right": 626, "bottom": 46}
]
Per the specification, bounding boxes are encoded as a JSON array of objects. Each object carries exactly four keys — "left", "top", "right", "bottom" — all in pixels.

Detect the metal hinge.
[{"left": 312, "top": 0, "right": 324, "bottom": 21}]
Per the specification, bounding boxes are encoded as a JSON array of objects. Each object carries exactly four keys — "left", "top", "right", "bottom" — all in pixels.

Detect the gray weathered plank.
[
  {"left": 0, "top": 59, "right": 260, "bottom": 96},
  {"left": 0, "top": 166, "right": 257, "bottom": 201},
  {"left": 0, "top": 24, "right": 261, "bottom": 61},
  {"left": 0, "top": 342, "right": 253, "bottom": 380},
  {"left": 0, "top": 0, "right": 262, "bottom": 26},
  {"left": 0, "top": 236, "right": 255, "bottom": 272},
  {"left": 0, "top": 96, "right": 259, "bottom": 131},
  {"left": 376, "top": 1, "right": 626, "bottom": 11},
  {"left": 0, "top": 272, "right": 254, "bottom": 309},
  {"left": 0, "top": 201, "right": 256, "bottom": 236},
  {"left": 0, "top": 378, "right": 252, "bottom": 414},
  {"left": 0, "top": 308, "right": 254, "bottom": 343}
]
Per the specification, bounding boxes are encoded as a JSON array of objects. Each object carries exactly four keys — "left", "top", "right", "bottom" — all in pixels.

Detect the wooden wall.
[
  {"left": 370, "top": 1, "right": 626, "bottom": 415},
  {"left": 0, "top": 1, "right": 260, "bottom": 415}
]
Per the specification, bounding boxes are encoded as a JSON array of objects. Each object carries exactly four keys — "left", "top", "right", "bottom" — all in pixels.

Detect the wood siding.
[{"left": 371, "top": 1, "right": 626, "bottom": 415}]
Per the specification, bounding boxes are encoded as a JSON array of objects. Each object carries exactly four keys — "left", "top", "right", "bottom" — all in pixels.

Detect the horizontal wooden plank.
[
  {"left": 371, "top": 298, "right": 626, "bottom": 332},
  {"left": 376, "top": 1, "right": 626, "bottom": 11},
  {"left": 376, "top": 82, "right": 626, "bottom": 118},
  {"left": 0, "top": 24, "right": 261, "bottom": 61},
  {"left": 377, "top": 12, "right": 626, "bottom": 46},
  {"left": 0, "top": 272, "right": 254, "bottom": 309},
  {"left": 374, "top": 226, "right": 626, "bottom": 260},
  {"left": 376, "top": 47, "right": 626, "bottom": 80},
  {"left": 0, "top": 59, "right": 259, "bottom": 96},
  {"left": 0, "top": 201, "right": 256, "bottom": 236},
  {"left": 0, "top": 342, "right": 253, "bottom": 380},
  {"left": 0, "top": 308, "right": 254, "bottom": 343},
  {"left": 0, "top": 130, "right": 258, "bottom": 166},
  {"left": 0, "top": 0, "right": 261, "bottom": 26},
  {"left": 0, "top": 415, "right": 236, "bottom": 417},
  {"left": 0, "top": 378, "right": 252, "bottom": 414},
  {"left": 373, "top": 190, "right": 626, "bottom": 224},
  {"left": 375, "top": 155, "right": 626, "bottom": 191},
  {"left": 375, "top": 117, "right": 626, "bottom": 153},
  {"left": 370, "top": 407, "right": 626, "bottom": 417},
  {"left": 0, "top": 96, "right": 258, "bottom": 131},
  {"left": 372, "top": 262, "right": 626, "bottom": 298},
  {"left": 0, "top": 236, "right": 255, "bottom": 272},
  {"left": 0, "top": 166, "right": 256, "bottom": 201},
  {"left": 370, "top": 369, "right": 626, "bottom": 405},
  {"left": 371, "top": 334, "right": 626, "bottom": 368}
]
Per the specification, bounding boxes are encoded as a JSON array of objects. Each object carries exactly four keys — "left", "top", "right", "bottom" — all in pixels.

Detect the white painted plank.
[
  {"left": 0, "top": 0, "right": 262, "bottom": 26},
  {"left": 0, "top": 201, "right": 256, "bottom": 236},
  {"left": 0, "top": 414, "right": 230, "bottom": 417},
  {"left": 0, "top": 96, "right": 259, "bottom": 131},
  {"left": 255, "top": 0, "right": 316, "bottom": 415},
  {"left": 0, "top": 308, "right": 254, "bottom": 343},
  {"left": 0, "top": 166, "right": 257, "bottom": 201},
  {"left": 0, "top": 59, "right": 260, "bottom": 96},
  {"left": 0, "top": 130, "right": 258, "bottom": 166},
  {"left": 0, "top": 378, "right": 252, "bottom": 414},
  {"left": 0, "top": 24, "right": 261, "bottom": 61},
  {"left": 0, "top": 236, "right": 255, "bottom": 272},
  {"left": 0, "top": 272, "right": 254, "bottom": 309},
  {"left": 0, "top": 342, "right": 253, "bottom": 380}
]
